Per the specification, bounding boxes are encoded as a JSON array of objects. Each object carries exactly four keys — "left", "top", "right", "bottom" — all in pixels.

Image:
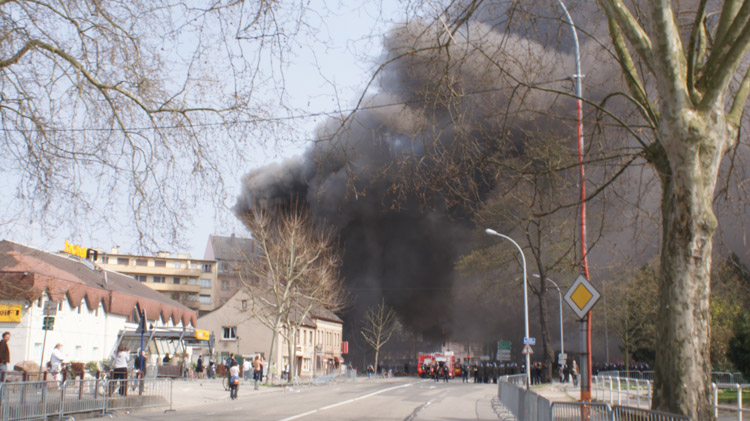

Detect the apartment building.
[
  {"left": 94, "top": 247, "right": 218, "bottom": 313},
  {"left": 204, "top": 234, "right": 255, "bottom": 307}
]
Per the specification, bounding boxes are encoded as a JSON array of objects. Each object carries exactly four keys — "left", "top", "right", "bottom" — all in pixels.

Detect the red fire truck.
[{"left": 416, "top": 351, "right": 456, "bottom": 378}]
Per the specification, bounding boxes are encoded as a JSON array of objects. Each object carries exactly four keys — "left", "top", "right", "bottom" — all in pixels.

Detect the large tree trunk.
[{"left": 651, "top": 113, "right": 729, "bottom": 419}]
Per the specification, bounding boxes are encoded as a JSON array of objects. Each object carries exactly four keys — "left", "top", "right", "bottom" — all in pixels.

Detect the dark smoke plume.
[
  {"left": 233, "top": 1, "right": 613, "bottom": 341},
  {"left": 234, "top": 0, "right": 750, "bottom": 359}
]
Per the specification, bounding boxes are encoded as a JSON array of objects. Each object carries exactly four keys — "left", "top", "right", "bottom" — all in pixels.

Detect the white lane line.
[{"left": 278, "top": 382, "right": 415, "bottom": 421}]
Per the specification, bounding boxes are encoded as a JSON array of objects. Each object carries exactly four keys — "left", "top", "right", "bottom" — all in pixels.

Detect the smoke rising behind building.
[{"left": 234, "top": 1, "right": 750, "bottom": 358}]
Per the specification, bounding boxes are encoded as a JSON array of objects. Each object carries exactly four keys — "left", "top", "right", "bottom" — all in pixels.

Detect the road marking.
[{"left": 278, "top": 382, "right": 415, "bottom": 421}]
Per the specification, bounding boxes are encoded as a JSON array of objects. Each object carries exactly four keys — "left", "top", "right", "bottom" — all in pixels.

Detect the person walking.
[
  {"left": 132, "top": 350, "right": 148, "bottom": 394},
  {"left": 196, "top": 355, "right": 204, "bottom": 379},
  {"left": 49, "top": 343, "right": 66, "bottom": 382},
  {"left": 571, "top": 360, "right": 579, "bottom": 386},
  {"left": 207, "top": 356, "right": 216, "bottom": 379},
  {"left": 462, "top": 363, "right": 469, "bottom": 383},
  {"left": 243, "top": 357, "right": 252, "bottom": 382},
  {"left": 252, "top": 356, "right": 262, "bottom": 390},
  {"left": 0, "top": 332, "right": 10, "bottom": 375},
  {"left": 112, "top": 346, "right": 130, "bottom": 396},
  {"left": 228, "top": 361, "right": 240, "bottom": 400}
]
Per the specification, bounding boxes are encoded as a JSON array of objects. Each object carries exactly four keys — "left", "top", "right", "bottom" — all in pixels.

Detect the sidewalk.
[{"left": 530, "top": 381, "right": 580, "bottom": 403}]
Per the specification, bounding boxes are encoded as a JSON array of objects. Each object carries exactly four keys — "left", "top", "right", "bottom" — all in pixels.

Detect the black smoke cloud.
[
  {"left": 234, "top": 0, "right": 750, "bottom": 353},
  {"left": 233, "top": 1, "right": 615, "bottom": 342}
]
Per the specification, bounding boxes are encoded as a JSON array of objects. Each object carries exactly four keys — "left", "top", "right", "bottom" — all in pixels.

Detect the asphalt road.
[{"left": 92, "top": 376, "right": 503, "bottom": 421}]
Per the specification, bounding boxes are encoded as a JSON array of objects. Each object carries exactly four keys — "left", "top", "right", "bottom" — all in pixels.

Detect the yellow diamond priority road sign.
[{"left": 564, "top": 274, "right": 601, "bottom": 319}]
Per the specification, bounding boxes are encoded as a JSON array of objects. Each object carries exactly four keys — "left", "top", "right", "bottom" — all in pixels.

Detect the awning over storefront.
[{"left": 334, "top": 356, "right": 344, "bottom": 363}]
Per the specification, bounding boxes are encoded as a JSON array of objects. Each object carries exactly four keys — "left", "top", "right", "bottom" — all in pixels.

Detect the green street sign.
[{"left": 42, "top": 316, "right": 55, "bottom": 331}]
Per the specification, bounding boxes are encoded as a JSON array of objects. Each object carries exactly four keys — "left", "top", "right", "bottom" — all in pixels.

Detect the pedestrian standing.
[
  {"left": 196, "top": 355, "right": 204, "bottom": 379},
  {"left": 208, "top": 356, "right": 215, "bottom": 379},
  {"left": 243, "top": 357, "right": 252, "bottom": 382},
  {"left": 571, "top": 360, "right": 579, "bottom": 386},
  {"left": 49, "top": 343, "right": 66, "bottom": 381},
  {"left": 229, "top": 362, "right": 240, "bottom": 400},
  {"left": 0, "top": 332, "right": 10, "bottom": 376},
  {"left": 252, "top": 356, "right": 261, "bottom": 390},
  {"left": 462, "top": 363, "right": 469, "bottom": 383},
  {"left": 112, "top": 346, "right": 130, "bottom": 396}
]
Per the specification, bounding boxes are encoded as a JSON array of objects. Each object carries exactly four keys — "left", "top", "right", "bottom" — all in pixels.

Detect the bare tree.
[
  {"left": 360, "top": 298, "right": 398, "bottom": 374},
  {"left": 0, "top": 0, "right": 313, "bottom": 249},
  {"left": 238, "top": 203, "right": 347, "bottom": 383}
]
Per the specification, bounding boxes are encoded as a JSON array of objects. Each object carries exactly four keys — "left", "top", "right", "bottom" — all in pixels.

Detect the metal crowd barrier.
[
  {"left": 611, "top": 405, "right": 689, "bottom": 421},
  {"left": 0, "top": 377, "right": 172, "bottom": 420},
  {"left": 550, "top": 401, "right": 611, "bottom": 421},
  {"left": 498, "top": 375, "right": 551, "bottom": 421}
]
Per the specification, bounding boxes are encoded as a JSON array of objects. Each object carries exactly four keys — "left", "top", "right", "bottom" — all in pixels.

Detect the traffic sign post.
[
  {"left": 42, "top": 316, "right": 55, "bottom": 330},
  {"left": 564, "top": 274, "right": 601, "bottom": 402}
]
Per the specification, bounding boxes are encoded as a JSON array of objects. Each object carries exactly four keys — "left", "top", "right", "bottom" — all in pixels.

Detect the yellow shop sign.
[
  {"left": 64, "top": 241, "right": 98, "bottom": 261},
  {"left": 0, "top": 305, "right": 22, "bottom": 322}
]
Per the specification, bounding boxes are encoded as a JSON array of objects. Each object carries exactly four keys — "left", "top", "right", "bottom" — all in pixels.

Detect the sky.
[{"left": 7, "top": 0, "right": 404, "bottom": 259}]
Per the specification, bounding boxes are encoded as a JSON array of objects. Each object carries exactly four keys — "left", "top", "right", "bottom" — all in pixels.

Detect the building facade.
[
  {"left": 203, "top": 234, "right": 255, "bottom": 307},
  {"left": 95, "top": 248, "right": 218, "bottom": 314},
  {"left": 197, "top": 289, "right": 344, "bottom": 379},
  {"left": 0, "top": 240, "right": 196, "bottom": 369}
]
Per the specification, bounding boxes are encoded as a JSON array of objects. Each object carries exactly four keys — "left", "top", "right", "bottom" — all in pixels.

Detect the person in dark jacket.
[{"left": 0, "top": 332, "right": 10, "bottom": 373}]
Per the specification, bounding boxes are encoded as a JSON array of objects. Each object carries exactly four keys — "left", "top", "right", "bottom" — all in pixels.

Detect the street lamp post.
[
  {"left": 532, "top": 274, "right": 564, "bottom": 366},
  {"left": 555, "top": 0, "right": 592, "bottom": 401},
  {"left": 485, "top": 228, "right": 531, "bottom": 390}
]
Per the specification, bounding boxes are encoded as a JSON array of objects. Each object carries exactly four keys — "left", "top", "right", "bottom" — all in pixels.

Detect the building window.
[
  {"left": 136, "top": 259, "right": 147, "bottom": 266},
  {"left": 154, "top": 260, "right": 166, "bottom": 267},
  {"left": 200, "top": 279, "right": 211, "bottom": 289},
  {"left": 117, "top": 257, "right": 129, "bottom": 265},
  {"left": 303, "top": 358, "right": 311, "bottom": 372},
  {"left": 221, "top": 262, "right": 231, "bottom": 272},
  {"left": 222, "top": 326, "right": 237, "bottom": 340},
  {"left": 99, "top": 256, "right": 109, "bottom": 264},
  {"left": 153, "top": 276, "right": 165, "bottom": 283},
  {"left": 199, "top": 295, "right": 211, "bottom": 304},
  {"left": 221, "top": 280, "right": 229, "bottom": 290},
  {"left": 201, "top": 263, "right": 212, "bottom": 273},
  {"left": 174, "top": 262, "right": 182, "bottom": 269},
  {"left": 135, "top": 275, "right": 147, "bottom": 283},
  {"left": 188, "top": 278, "right": 197, "bottom": 285},
  {"left": 187, "top": 294, "right": 197, "bottom": 302},
  {"left": 190, "top": 263, "right": 199, "bottom": 270},
  {"left": 173, "top": 277, "right": 181, "bottom": 284},
  {"left": 241, "top": 300, "right": 247, "bottom": 310}
]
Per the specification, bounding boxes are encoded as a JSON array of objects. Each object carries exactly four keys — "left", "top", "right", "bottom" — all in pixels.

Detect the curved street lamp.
[
  {"left": 485, "top": 228, "right": 531, "bottom": 389},
  {"left": 532, "top": 274, "right": 564, "bottom": 369}
]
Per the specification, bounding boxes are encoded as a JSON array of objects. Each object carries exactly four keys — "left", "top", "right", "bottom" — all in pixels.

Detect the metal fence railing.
[
  {"left": 595, "top": 375, "right": 749, "bottom": 420},
  {"left": 499, "top": 376, "right": 689, "bottom": 421},
  {"left": 611, "top": 405, "right": 689, "bottom": 421},
  {"left": 0, "top": 377, "right": 172, "bottom": 420},
  {"left": 712, "top": 383, "right": 750, "bottom": 420},
  {"left": 498, "top": 375, "right": 551, "bottom": 421},
  {"left": 550, "top": 401, "right": 611, "bottom": 421},
  {"left": 598, "top": 370, "right": 746, "bottom": 385}
]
